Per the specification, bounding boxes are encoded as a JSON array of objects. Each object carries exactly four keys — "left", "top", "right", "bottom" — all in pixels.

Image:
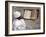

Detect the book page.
[{"left": 24, "top": 10, "right": 32, "bottom": 19}]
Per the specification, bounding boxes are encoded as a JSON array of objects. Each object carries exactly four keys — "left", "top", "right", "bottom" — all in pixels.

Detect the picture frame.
[{"left": 5, "top": 1, "right": 45, "bottom": 36}]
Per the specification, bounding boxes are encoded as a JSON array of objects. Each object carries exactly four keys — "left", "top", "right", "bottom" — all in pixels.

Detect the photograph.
[
  {"left": 12, "top": 7, "right": 40, "bottom": 31},
  {"left": 5, "top": 1, "right": 45, "bottom": 36}
]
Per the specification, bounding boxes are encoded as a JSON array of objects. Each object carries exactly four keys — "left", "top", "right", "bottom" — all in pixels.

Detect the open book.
[{"left": 24, "top": 9, "right": 37, "bottom": 20}]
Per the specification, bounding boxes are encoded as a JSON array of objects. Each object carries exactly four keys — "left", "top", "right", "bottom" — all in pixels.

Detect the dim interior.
[{"left": 12, "top": 6, "right": 40, "bottom": 31}]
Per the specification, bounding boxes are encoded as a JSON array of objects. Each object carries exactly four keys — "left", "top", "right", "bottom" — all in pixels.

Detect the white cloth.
[{"left": 13, "top": 19, "right": 26, "bottom": 30}]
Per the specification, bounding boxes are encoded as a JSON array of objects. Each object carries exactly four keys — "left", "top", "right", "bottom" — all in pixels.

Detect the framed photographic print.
[{"left": 5, "top": 1, "right": 45, "bottom": 36}]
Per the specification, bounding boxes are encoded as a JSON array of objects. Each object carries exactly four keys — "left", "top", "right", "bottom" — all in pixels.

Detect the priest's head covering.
[{"left": 14, "top": 11, "right": 21, "bottom": 18}]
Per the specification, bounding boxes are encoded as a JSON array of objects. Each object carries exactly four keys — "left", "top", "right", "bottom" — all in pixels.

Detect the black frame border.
[{"left": 5, "top": 1, "right": 45, "bottom": 36}]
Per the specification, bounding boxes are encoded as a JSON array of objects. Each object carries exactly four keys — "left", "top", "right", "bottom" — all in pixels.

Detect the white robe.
[{"left": 13, "top": 19, "right": 26, "bottom": 30}]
